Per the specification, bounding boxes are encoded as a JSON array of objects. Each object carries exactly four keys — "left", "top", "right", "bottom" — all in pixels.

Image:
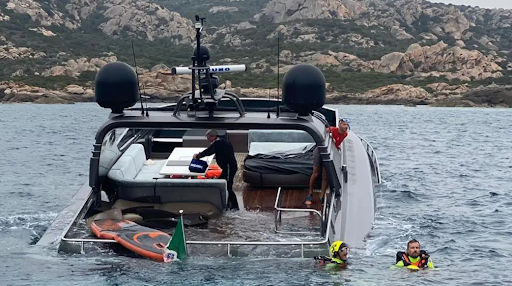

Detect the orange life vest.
[
  {"left": 197, "top": 164, "right": 223, "bottom": 179},
  {"left": 397, "top": 251, "right": 429, "bottom": 268}
]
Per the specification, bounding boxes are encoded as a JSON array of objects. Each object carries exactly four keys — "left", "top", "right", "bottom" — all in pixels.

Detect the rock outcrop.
[
  {"left": 358, "top": 84, "right": 433, "bottom": 105},
  {"left": 1, "top": 0, "right": 512, "bottom": 108},
  {"left": 0, "top": 66, "right": 193, "bottom": 103},
  {"left": 28, "top": 27, "right": 57, "bottom": 37},
  {"left": 0, "top": 81, "right": 94, "bottom": 104},
  {"left": 204, "top": 21, "right": 257, "bottom": 47},
  {"left": 0, "top": 10, "right": 10, "bottom": 21},
  {"left": 0, "top": 41, "right": 46, "bottom": 60},
  {"left": 42, "top": 55, "right": 118, "bottom": 77},
  {"left": 373, "top": 41, "right": 503, "bottom": 80},
  {"left": 209, "top": 6, "right": 239, "bottom": 13},
  {"left": 6, "top": 0, "right": 80, "bottom": 29},
  {"left": 248, "top": 41, "right": 503, "bottom": 82},
  {"left": 3, "top": 77, "right": 512, "bottom": 108},
  {"left": 99, "top": 0, "right": 194, "bottom": 42},
  {"left": 254, "top": 0, "right": 358, "bottom": 23},
  {"left": 391, "top": 26, "right": 414, "bottom": 40},
  {"left": 254, "top": 0, "right": 509, "bottom": 43},
  {"left": 2, "top": 0, "right": 195, "bottom": 42}
]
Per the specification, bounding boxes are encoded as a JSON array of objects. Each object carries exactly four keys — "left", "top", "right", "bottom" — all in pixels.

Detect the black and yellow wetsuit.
[{"left": 314, "top": 256, "right": 347, "bottom": 269}]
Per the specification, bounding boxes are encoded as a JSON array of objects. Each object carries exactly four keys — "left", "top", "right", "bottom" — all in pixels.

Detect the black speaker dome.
[
  {"left": 282, "top": 64, "right": 326, "bottom": 116},
  {"left": 95, "top": 61, "right": 139, "bottom": 113}
]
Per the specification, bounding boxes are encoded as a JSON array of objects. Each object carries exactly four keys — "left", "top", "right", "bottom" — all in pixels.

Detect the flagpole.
[{"left": 180, "top": 209, "right": 188, "bottom": 255}]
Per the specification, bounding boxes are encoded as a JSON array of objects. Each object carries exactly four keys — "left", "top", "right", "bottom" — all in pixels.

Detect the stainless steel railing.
[
  {"left": 358, "top": 135, "right": 382, "bottom": 184},
  {"left": 186, "top": 191, "right": 337, "bottom": 257},
  {"left": 59, "top": 187, "right": 338, "bottom": 258},
  {"left": 274, "top": 187, "right": 324, "bottom": 235}
]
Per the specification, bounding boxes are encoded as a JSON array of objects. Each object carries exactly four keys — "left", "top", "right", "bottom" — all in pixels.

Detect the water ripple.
[{"left": 0, "top": 104, "right": 512, "bottom": 285}]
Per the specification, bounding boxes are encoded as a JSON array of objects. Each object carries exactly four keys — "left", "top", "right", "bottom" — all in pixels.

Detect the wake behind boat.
[{"left": 37, "top": 14, "right": 381, "bottom": 260}]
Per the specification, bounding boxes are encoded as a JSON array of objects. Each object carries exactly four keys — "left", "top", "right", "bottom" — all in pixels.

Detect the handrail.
[
  {"left": 274, "top": 187, "right": 323, "bottom": 235},
  {"left": 358, "top": 135, "right": 382, "bottom": 184},
  {"left": 172, "top": 91, "right": 246, "bottom": 117},
  {"left": 62, "top": 238, "right": 116, "bottom": 243},
  {"left": 60, "top": 237, "right": 117, "bottom": 253}
]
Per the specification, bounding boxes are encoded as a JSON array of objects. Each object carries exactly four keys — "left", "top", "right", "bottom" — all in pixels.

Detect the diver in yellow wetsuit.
[
  {"left": 395, "top": 239, "right": 434, "bottom": 269},
  {"left": 314, "top": 241, "right": 349, "bottom": 269}
]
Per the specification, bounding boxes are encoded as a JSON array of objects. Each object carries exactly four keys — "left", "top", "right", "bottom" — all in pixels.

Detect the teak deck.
[{"left": 228, "top": 153, "right": 323, "bottom": 211}]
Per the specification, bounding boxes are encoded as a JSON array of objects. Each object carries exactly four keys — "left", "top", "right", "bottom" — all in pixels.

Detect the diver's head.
[
  {"left": 338, "top": 118, "right": 349, "bottom": 133},
  {"left": 407, "top": 239, "right": 421, "bottom": 258},
  {"left": 330, "top": 241, "right": 349, "bottom": 260},
  {"left": 205, "top": 129, "right": 218, "bottom": 143}
]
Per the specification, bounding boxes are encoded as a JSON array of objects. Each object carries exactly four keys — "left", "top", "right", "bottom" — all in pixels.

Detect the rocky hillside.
[{"left": 0, "top": 0, "right": 512, "bottom": 105}]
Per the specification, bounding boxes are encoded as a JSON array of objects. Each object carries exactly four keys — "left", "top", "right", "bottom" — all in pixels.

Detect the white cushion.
[
  {"left": 109, "top": 156, "right": 137, "bottom": 180},
  {"left": 135, "top": 160, "right": 166, "bottom": 180},
  {"left": 122, "top": 144, "right": 146, "bottom": 173}
]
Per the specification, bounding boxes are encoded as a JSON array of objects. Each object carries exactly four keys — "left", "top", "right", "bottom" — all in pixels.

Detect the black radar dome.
[
  {"left": 192, "top": 46, "right": 210, "bottom": 62},
  {"left": 282, "top": 64, "right": 326, "bottom": 116},
  {"left": 95, "top": 61, "right": 139, "bottom": 113}
]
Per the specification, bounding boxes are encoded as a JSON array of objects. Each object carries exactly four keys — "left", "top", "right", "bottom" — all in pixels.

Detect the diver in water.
[
  {"left": 395, "top": 239, "right": 434, "bottom": 269},
  {"left": 314, "top": 241, "right": 349, "bottom": 268}
]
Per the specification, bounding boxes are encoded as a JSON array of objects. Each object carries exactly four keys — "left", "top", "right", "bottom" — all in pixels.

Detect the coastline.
[{"left": 1, "top": 81, "right": 511, "bottom": 108}]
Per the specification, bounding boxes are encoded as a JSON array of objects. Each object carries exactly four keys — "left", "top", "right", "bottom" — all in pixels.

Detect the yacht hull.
[
  {"left": 337, "top": 131, "right": 376, "bottom": 249},
  {"left": 37, "top": 182, "right": 94, "bottom": 251}
]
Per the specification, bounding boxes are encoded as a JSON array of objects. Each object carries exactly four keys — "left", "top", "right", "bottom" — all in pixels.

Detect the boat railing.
[
  {"left": 187, "top": 190, "right": 338, "bottom": 258},
  {"left": 274, "top": 187, "right": 324, "bottom": 236},
  {"left": 60, "top": 188, "right": 337, "bottom": 258},
  {"left": 61, "top": 184, "right": 338, "bottom": 258},
  {"left": 358, "top": 135, "right": 382, "bottom": 184}
]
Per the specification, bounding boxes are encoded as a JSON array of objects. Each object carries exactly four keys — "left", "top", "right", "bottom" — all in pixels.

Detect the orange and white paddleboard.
[{"left": 90, "top": 219, "right": 171, "bottom": 262}]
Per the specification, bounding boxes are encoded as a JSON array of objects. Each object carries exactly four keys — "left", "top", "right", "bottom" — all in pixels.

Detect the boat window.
[
  {"left": 98, "top": 128, "right": 139, "bottom": 178},
  {"left": 99, "top": 129, "right": 122, "bottom": 178},
  {"left": 117, "top": 128, "right": 139, "bottom": 150}
]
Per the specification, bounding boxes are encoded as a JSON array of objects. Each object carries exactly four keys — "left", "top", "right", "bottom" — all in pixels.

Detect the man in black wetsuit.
[{"left": 193, "top": 129, "right": 240, "bottom": 210}]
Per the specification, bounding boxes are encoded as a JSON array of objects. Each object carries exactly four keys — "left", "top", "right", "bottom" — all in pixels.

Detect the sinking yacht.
[{"left": 37, "top": 16, "right": 381, "bottom": 259}]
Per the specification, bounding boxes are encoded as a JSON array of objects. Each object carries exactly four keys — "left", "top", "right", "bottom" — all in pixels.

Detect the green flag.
[{"left": 163, "top": 215, "right": 187, "bottom": 262}]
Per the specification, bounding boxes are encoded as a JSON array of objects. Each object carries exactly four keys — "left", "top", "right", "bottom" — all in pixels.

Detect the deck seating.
[
  {"left": 107, "top": 143, "right": 228, "bottom": 215},
  {"left": 243, "top": 130, "right": 315, "bottom": 188}
]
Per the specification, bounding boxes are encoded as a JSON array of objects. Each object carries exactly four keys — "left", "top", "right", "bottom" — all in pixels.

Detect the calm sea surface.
[{"left": 0, "top": 103, "right": 511, "bottom": 285}]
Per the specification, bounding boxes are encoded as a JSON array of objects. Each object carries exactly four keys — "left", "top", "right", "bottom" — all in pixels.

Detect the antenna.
[
  {"left": 131, "top": 41, "right": 144, "bottom": 116},
  {"left": 267, "top": 89, "right": 271, "bottom": 119},
  {"left": 190, "top": 14, "right": 208, "bottom": 108},
  {"left": 276, "top": 35, "right": 280, "bottom": 118},
  {"left": 172, "top": 14, "right": 247, "bottom": 117},
  {"left": 142, "top": 84, "right": 149, "bottom": 117}
]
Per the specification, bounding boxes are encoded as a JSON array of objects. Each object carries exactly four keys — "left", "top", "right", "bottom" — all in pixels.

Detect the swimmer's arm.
[
  {"left": 427, "top": 259, "right": 434, "bottom": 268},
  {"left": 391, "top": 261, "right": 405, "bottom": 268}
]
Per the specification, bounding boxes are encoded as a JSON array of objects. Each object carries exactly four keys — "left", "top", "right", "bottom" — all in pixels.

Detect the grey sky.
[{"left": 428, "top": 0, "right": 512, "bottom": 9}]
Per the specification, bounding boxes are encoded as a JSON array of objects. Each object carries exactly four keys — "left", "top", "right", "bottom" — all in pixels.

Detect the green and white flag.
[{"left": 163, "top": 214, "right": 188, "bottom": 262}]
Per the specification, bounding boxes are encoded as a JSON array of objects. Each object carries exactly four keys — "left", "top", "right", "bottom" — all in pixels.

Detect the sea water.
[{"left": 0, "top": 103, "right": 511, "bottom": 285}]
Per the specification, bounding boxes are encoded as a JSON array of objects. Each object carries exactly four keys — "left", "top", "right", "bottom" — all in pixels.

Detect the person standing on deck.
[
  {"left": 304, "top": 118, "right": 349, "bottom": 206},
  {"left": 194, "top": 129, "right": 240, "bottom": 210}
]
